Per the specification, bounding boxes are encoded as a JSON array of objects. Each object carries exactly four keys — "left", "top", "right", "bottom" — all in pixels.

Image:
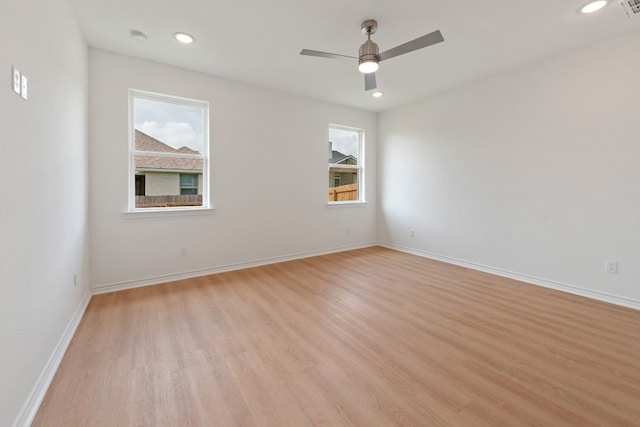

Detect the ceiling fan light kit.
[
  {"left": 301, "top": 19, "right": 444, "bottom": 92},
  {"left": 358, "top": 56, "right": 379, "bottom": 73}
]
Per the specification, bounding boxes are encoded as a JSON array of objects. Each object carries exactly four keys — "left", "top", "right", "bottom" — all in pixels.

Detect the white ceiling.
[{"left": 72, "top": 0, "right": 638, "bottom": 112}]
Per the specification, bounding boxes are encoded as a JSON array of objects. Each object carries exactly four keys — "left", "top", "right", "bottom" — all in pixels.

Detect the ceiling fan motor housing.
[
  {"left": 359, "top": 19, "right": 379, "bottom": 69},
  {"left": 359, "top": 39, "right": 379, "bottom": 65}
]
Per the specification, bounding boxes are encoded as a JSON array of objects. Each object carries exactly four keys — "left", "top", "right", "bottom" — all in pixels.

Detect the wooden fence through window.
[
  {"left": 328, "top": 183, "right": 358, "bottom": 202},
  {"left": 136, "top": 195, "right": 202, "bottom": 208}
]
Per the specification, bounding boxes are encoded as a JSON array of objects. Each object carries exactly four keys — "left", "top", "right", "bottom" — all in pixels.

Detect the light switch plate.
[
  {"left": 21, "top": 74, "right": 27, "bottom": 100},
  {"left": 12, "top": 66, "right": 21, "bottom": 95}
]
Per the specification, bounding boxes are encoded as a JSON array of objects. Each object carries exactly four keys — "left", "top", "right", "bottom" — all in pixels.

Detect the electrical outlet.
[
  {"left": 74, "top": 272, "right": 78, "bottom": 287},
  {"left": 12, "top": 66, "right": 21, "bottom": 95},
  {"left": 179, "top": 246, "right": 188, "bottom": 256},
  {"left": 346, "top": 227, "right": 351, "bottom": 235},
  {"left": 409, "top": 229, "right": 415, "bottom": 238},
  {"left": 605, "top": 260, "right": 618, "bottom": 274},
  {"left": 21, "top": 74, "right": 27, "bottom": 100}
]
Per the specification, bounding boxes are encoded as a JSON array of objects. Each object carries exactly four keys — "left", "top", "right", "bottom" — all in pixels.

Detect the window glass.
[
  {"left": 130, "top": 90, "right": 209, "bottom": 210},
  {"left": 328, "top": 126, "right": 364, "bottom": 203}
]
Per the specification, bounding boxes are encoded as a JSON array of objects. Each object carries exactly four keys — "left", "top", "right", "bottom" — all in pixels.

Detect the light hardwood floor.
[{"left": 34, "top": 247, "right": 640, "bottom": 426}]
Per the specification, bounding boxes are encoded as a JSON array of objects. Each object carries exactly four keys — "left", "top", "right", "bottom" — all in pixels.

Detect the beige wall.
[
  {"left": 141, "top": 172, "right": 203, "bottom": 196},
  {"left": 328, "top": 171, "right": 357, "bottom": 187},
  {"left": 145, "top": 172, "right": 180, "bottom": 196}
]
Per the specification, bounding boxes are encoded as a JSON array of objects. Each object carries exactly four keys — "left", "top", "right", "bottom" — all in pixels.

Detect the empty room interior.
[{"left": 2, "top": 0, "right": 640, "bottom": 425}]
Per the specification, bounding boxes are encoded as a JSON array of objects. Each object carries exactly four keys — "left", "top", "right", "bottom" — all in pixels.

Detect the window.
[
  {"left": 328, "top": 125, "right": 364, "bottom": 203},
  {"left": 129, "top": 90, "right": 209, "bottom": 210},
  {"left": 135, "top": 175, "right": 145, "bottom": 196},
  {"left": 180, "top": 174, "right": 198, "bottom": 195}
]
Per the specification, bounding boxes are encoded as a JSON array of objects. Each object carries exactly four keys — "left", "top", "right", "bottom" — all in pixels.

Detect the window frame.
[
  {"left": 128, "top": 89, "right": 211, "bottom": 213},
  {"left": 327, "top": 124, "right": 365, "bottom": 205}
]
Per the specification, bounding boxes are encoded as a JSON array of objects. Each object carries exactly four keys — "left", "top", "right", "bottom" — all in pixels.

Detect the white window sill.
[
  {"left": 122, "top": 206, "right": 215, "bottom": 219},
  {"left": 326, "top": 201, "right": 368, "bottom": 209}
]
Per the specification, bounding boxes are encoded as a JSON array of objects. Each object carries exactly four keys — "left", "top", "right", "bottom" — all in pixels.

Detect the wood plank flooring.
[{"left": 33, "top": 247, "right": 640, "bottom": 426}]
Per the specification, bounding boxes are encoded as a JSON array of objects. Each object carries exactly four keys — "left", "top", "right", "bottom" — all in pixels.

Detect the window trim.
[
  {"left": 128, "top": 89, "right": 210, "bottom": 213},
  {"left": 327, "top": 124, "right": 365, "bottom": 205}
]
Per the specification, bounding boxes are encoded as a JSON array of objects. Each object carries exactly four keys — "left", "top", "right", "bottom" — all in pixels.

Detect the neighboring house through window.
[
  {"left": 129, "top": 90, "right": 209, "bottom": 210},
  {"left": 328, "top": 125, "right": 364, "bottom": 203}
]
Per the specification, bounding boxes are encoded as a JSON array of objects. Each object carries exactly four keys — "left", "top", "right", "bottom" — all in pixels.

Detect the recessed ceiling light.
[
  {"left": 581, "top": 1, "right": 607, "bottom": 13},
  {"left": 372, "top": 91, "right": 383, "bottom": 98},
  {"left": 130, "top": 30, "right": 147, "bottom": 43},
  {"left": 174, "top": 32, "right": 194, "bottom": 44}
]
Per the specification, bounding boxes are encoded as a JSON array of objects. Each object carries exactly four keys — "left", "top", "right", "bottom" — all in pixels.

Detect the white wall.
[
  {"left": 89, "top": 50, "right": 377, "bottom": 291},
  {"left": 378, "top": 29, "right": 640, "bottom": 306},
  {"left": 0, "top": 0, "right": 89, "bottom": 425}
]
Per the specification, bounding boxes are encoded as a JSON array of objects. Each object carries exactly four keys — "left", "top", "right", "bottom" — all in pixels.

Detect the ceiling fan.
[{"left": 300, "top": 19, "right": 444, "bottom": 92}]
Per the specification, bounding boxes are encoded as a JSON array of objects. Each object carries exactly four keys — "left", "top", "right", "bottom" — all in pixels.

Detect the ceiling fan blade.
[
  {"left": 378, "top": 30, "right": 444, "bottom": 62},
  {"left": 364, "top": 73, "right": 377, "bottom": 91},
  {"left": 300, "top": 49, "right": 357, "bottom": 60}
]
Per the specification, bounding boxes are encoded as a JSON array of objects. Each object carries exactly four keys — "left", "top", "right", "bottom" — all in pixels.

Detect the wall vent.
[{"left": 620, "top": 0, "right": 640, "bottom": 16}]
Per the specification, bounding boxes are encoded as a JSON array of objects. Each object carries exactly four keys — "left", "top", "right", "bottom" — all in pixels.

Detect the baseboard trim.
[
  {"left": 12, "top": 289, "right": 92, "bottom": 427},
  {"left": 91, "top": 242, "right": 377, "bottom": 295},
  {"left": 380, "top": 243, "right": 640, "bottom": 311}
]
